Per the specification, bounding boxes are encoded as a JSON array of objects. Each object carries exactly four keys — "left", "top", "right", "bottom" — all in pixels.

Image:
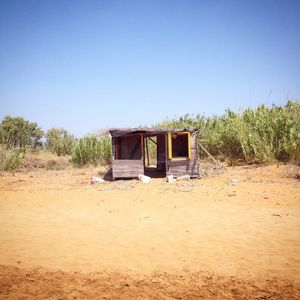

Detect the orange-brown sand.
[{"left": 0, "top": 165, "right": 299, "bottom": 299}]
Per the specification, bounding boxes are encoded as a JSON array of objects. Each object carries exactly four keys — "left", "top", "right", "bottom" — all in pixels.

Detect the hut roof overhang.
[{"left": 109, "top": 128, "right": 198, "bottom": 138}]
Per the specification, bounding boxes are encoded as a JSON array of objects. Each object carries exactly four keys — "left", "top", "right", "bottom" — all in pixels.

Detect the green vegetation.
[
  {"left": 157, "top": 100, "right": 300, "bottom": 164},
  {"left": 0, "top": 145, "right": 26, "bottom": 172},
  {"left": 1, "top": 101, "right": 299, "bottom": 171},
  {"left": 0, "top": 116, "right": 43, "bottom": 171},
  {"left": 0, "top": 116, "right": 43, "bottom": 148},
  {"left": 45, "top": 128, "right": 75, "bottom": 156},
  {"left": 71, "top": 136, "right": 111, "bottom": 167}
]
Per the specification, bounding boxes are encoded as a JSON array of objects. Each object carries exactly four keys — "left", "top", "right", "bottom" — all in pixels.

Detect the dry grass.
[{"left": 21, "top": 149, "right": 71, "bottom": 171}]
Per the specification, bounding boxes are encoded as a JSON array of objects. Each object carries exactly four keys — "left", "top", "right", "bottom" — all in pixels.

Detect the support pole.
[
  {"left": 197, "top": 142, "right": 220, "bottom": 167},
  {"left": 146, "top": 137, "right": 150, "bottom": 166}
]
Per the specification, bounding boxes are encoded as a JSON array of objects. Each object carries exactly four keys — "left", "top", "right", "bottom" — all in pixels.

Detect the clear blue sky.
[{"left": 1, "top": 0, "right": 299, "bottom": 136}]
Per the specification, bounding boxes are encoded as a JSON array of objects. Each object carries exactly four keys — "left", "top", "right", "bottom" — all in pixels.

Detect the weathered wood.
[
  {"left": 112, "top": 160, "right": 144, "bottom": 178},
  {"left": 146, "top": 137, "right": 149, "bottom": 166},
  {"left": 111, "top": 130, "right": 200, "bottom": 179},
  {"left": 148, "top": 136, "right": 157, "bottom": 145},
  {"left": 197, "top": 141, "right": 220, "bottom": 167},
  {"left": 115, "top": 135, "right": 142, "bottom": 159},
  {"left": 167, "top": 158, "right": 199, "bottom": 177},
  {"left": 167, "top": 159, "right": 189, "bottom": 176},
  {"left": 157, "top": 134, "right": 166, "bottom": 170},
  {"left": 166, "top": 134, "right": 200, "bottom": 177}
]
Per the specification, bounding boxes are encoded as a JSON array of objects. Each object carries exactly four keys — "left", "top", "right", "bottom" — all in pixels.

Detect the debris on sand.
[
  {"left": 272, "top": 214, "right": 281, "bottom": 217},
  {"left": 228, "top": 192, "right": 237, "bottom": 197},
  {"left": 176, "top": 183, "right": 194, "bottom": 192},
  {"left": 98, "top": 183, "right": 135, "bottom": 191},
  {"left": 138, "top": 174, "right": 151, "bottom": 184},
  {"left": 166, "top": 175, "right": 176, "bottom": 183},
  {"left": 91, "top": 176, "right": 105, "bottom": 184}
]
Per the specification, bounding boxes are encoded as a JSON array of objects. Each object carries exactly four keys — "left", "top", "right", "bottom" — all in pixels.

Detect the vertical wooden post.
[
  {"left": 146, "top": 137, "right": 150, "bottom": 167},
  {"left": 141, "top": 134, "right": 145, "bottom": 169},
  {"left": 165, "top": 133, "right": 168, "bottom": 173},
  {"left": 187, "top": 132, "right": 191, "bottom": 159},
  {"left": 168, "top": 133, "right": 172, "bottom": 160},
  {"left": 112, "top": 137, "right": 115, "bottom": 160},
  {"left": 115, "top": 138, "right": 118, "bottom": 160}
]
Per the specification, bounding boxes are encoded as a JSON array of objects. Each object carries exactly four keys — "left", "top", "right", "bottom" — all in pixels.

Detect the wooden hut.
[{"left": 109, "top": 128, "right": 200, "bottom": 179}]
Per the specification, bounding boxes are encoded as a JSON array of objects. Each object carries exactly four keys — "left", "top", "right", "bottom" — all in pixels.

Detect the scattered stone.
[
  {"left": 138, "top": 174, "right": 151, "bottom": 184},
  {"left": 91, "top": 176, "right": 105, "bottom": 184},
  {"left": 166, "top": 175, "right": 176, "bottom": 183}
]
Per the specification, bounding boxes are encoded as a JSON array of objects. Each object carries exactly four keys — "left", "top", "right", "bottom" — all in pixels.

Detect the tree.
[
  {"left": 0, "top": 116, "right": 43, "bottom": 148},
  {"left": 45, "top": 128, "right": 75, "bottom": 156}
]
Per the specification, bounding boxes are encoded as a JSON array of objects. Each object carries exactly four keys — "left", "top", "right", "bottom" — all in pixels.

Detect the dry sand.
[{"left": 0, "top": 165, "right": 299, "bottom": 299}]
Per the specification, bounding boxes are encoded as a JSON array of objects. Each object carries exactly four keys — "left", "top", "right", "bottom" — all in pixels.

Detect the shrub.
[
  {"left": 71, "top": 136, "right": 111, "bottom": 167},
  {"left": 0, "top": 116, "right": 43, "bottom": 148},
  {"left": 0, "top": 145, "right": 26, "bottom": 172},
  {"left": 45, "top": 128, "right": 75, "bottom": 156}
]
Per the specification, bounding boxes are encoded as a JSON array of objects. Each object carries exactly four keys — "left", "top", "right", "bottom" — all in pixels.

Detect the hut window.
[
  {"left": 115, "top": 135, "right": 142, "bottom": 160},
  {"left": 168, "top": 132, "right": 191, "bottom": 159}
]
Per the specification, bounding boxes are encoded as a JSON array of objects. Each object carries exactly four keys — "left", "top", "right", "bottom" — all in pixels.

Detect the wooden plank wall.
[
  {"left": 166, "top": 134, "right": 200, "bottom": 177},
  {"left": 112, "top": 159, "right": 144, "bottom": 179},
  {"left": 188, "top": 133, "right": 200, "bottom": 177},
  {"left": 167, "top": 159, "right": 189, "bottom": 176}
]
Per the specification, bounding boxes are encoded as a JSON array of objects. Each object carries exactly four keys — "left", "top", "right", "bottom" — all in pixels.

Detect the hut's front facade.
[{"left": 109, "top": 129, "right": 200, "bottom": 179}]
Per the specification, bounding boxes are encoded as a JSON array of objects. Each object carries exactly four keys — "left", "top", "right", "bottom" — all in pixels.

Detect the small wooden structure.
[{"left": 109, "top": 128, "right": 200, "bottom": 179}]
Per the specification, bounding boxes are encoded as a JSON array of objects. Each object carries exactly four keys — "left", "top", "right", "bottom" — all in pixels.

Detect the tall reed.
[
  {"left": 156, "top": 100, "right": 300, "bottom": 163},
  {"left": 71, "top": 136, "right": 111, "bottom": 167}
]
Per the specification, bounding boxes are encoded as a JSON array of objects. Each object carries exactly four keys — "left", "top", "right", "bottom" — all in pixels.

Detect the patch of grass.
[
  {"left": 22, "top": 149, "right": 71, "bottom": 171},
  {"left": 45, "top": 158, "right": 70, "bottom": 170}
]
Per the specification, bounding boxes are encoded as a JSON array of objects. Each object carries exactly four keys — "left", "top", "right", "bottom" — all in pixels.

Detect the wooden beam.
[
  {"left": 146, "top": 137, "right": 150, "bottom": 166},
  {"left": 188, "top": 132, "right": 191, "bottom": 159},
  {"left": 141, "top": 134, "right": 145, "bottom": 168},
  {"left": 197, "top": 142, "right": 220, "bottom": 167},
  {"left": 148, "top": 136, "right": 157, "bottom": 145}
]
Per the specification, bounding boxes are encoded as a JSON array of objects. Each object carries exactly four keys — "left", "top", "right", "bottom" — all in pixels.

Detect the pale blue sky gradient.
[{"left": 1, "top": 0, "right": 299, "bottom": 136}]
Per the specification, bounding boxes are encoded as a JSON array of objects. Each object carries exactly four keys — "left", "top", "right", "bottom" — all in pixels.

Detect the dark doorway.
[{"left": 144, "top": 134, "right": 166, "bottom": 178}]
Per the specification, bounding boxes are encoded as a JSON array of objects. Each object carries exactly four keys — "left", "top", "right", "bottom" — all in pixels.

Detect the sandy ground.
[{"left": 0, "top": 165, "right": 299, "bottom": 299}]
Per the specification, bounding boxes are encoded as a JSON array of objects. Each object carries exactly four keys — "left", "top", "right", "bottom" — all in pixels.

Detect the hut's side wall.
[
  {"left": 188, "top": 133, "right": 200, "bottom": 177},
  {"left": 112, "top": 159, "right": 144, "bottom": 178}
]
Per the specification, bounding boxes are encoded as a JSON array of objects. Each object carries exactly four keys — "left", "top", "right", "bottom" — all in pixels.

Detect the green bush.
[
  {"left": 71, "top": 136, "right": 111, "bottom": 167},
  {"left": 45, "top": 128, "right": 75, "bottom": 156},
  {"left": 0, "top": 116, "right": 43, "bottom": 148},
  {"left": 0, "top": 145, "right": 26, "bottom": 172}
]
